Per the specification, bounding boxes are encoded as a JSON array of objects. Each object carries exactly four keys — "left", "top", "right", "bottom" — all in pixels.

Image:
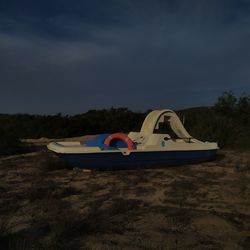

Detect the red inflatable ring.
[{"left": 104, "top": 133, "right": 134, "bottom": 150}]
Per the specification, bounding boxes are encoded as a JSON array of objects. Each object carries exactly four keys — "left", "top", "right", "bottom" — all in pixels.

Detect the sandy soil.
[{"left": 0, "top": 140, "right": 250, "bottom": 249}]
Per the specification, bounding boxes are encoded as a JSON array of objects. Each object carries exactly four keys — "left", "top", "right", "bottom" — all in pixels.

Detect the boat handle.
[{"left": 121, "top": 151, "right": 131, "bottom": 156}]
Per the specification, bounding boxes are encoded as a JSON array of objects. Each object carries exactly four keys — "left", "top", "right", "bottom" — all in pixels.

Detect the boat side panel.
[{"left": 57, "top": 150, "right": 217, "bottom": 170}]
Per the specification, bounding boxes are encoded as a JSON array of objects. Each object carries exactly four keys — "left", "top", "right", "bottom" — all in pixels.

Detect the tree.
[{"left": 214, "top": 91, "right": 237, "bottom": 115}]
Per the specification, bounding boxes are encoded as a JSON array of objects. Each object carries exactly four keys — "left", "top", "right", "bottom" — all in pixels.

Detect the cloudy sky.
[{"left": 0, "top": 0, "right": 250, "bottom": 114}]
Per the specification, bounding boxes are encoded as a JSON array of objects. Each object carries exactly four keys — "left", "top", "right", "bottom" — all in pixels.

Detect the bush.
[
  {"left": 0, "top": 131, "right": 21, "bottom": 156},
  {"left": 0, "top": 92, "right": 249, "bottom": 150}
]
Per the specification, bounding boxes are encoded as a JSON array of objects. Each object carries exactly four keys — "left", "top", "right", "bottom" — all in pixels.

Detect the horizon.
[
  {"left": 0, "top": 90, "right": 247, "bottom": 116},
  {"left": 1, "top": 0, "right": 250, "bottom": 114},
  {"left": 0, "top": 96, "right": 242, "bottom": 116},
  {"left": 0, "top": 104, "right": 210, "bottom": 116}
]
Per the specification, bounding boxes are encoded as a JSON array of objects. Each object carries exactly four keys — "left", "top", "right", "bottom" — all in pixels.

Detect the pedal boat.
[{"left": 47, "top": 109, "right": 218, "bottom": 169}]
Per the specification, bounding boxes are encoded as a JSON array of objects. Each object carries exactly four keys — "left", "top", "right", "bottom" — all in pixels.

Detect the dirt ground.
[{"left": 0, "top": 139, "right": 250, "bottom": 249}]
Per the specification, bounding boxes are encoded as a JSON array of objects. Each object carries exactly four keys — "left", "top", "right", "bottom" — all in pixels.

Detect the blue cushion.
[
  {"left": 83, "top": 133, "right": 128, "bottom": 150},
  {"left": 83, "top": 134, "right": 115, "bottom": 150},
  {"left": 84, "top": 134, "right": 110, "bottom": 146}
]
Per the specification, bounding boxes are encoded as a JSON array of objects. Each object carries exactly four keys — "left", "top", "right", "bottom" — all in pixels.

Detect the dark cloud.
[{"left": 0, "top": 0, "right": 250, "bottom": 114}]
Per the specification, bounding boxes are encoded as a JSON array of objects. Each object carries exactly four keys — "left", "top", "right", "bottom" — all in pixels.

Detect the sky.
[{"left": 0, "top": 0, "right": 250, "bottom": 114}]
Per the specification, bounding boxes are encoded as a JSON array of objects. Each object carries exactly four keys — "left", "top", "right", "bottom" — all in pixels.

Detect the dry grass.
[
  {"left": 0, "top": 148, "right": 250, "bottom": 249},
  {"left": 37, "top": 153, "right": 69, "bottom": 172}
]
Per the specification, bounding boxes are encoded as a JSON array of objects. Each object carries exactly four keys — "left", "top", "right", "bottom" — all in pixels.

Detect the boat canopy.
[{"left": 140, "top": 109, "right": 191, "bottom": 139}]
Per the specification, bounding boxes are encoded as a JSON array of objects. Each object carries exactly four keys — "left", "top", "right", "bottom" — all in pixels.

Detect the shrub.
[
  {"left": 0, "top": 92, "right": 249, "bottom": 149},
  {"left": 0, "top": 130, "right": 21, "bottom": 156}
]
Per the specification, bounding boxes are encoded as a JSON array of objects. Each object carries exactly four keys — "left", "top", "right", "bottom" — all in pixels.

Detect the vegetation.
[
  {"left": 180, "top": 91, "right": 250, "bottom": 149},
  {"left": 0, "top": 108, "right": 145, "bottom": 139},
  {"left": 0, "top": 92, "right": 249, "bottom": 155},
  {"left": 0, "top": 130, "right": 21, "bottom": 155}
]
